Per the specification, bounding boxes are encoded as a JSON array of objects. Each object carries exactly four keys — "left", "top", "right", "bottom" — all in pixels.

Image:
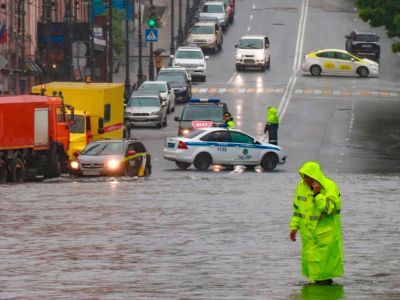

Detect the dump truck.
[
  {"left": 31, "top": 82, "right": 124, "bottom": 160},
  {"left": 0, "top": 95, "right": 73, "bottom": 182}
]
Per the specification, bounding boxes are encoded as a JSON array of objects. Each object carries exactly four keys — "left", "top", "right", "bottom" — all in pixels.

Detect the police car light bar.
[{"left": 189, "top": 98, "right": 221, "bottom": 103}]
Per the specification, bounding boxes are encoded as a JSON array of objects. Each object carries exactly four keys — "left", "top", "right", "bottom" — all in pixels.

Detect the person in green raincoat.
[{"left": 290, "top": 161, "right": 343, "bottom": 284}]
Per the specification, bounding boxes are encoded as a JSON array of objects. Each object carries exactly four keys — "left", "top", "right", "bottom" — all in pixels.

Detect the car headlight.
[
  {"left": 236, "top": 54, "right": 242, "bottom": 59},
  {"left": 107, "top": 159, "right": 120, "bottom": 170},
  {"left": 180, "top": 128, "right": 191, "bottom": 135},
  {"left": 151, "top": 110, "right": 161, "bottom": 115},
  {"left": 70, "top": 160, "right": 80, "bottom": 170}
]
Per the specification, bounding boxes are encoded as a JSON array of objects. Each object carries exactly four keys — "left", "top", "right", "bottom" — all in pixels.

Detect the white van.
[{"left": 235, "top": 35, "right": 270, "bottom": 71}]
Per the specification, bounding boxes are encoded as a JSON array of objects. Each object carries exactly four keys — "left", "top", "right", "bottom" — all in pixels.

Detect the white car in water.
[{"left": 163, "top": 127, "right": 286, "bottom": 171}]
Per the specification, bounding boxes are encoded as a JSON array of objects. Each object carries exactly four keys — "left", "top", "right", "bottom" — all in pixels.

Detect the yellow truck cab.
[{"left": 32, "top": 82, "right": 124, "bottom": 160}]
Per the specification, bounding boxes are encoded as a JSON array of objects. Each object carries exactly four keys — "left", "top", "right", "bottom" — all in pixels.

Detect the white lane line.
[
  {"left": 279, "top": 0, "right": 309, "bottom": 121},
  {"left": 247, "top": 26, "right": 251, "bottom": 32},
  {"left": 250, "top": 15, "right": 253, "bottom": 20},
  {"left": 253, "top": 4, "right": 256, "bottom": 9},
  {"left": 228, "top": 73, "right": 236, "bottom": 84},
  {"left": 218, "top": 88, "right": 227, "bottom": 94}
]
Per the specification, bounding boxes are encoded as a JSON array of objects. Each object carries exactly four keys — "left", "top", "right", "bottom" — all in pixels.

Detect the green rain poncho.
[{"left": 290, "top": 161, "right": 343, "bottom": 281}]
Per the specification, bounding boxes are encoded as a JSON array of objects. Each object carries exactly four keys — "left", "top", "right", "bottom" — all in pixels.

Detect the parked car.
[
  {"left": 187, "top": 21, "right": 223, "bottom": 53},
  {"left": 301, "top": 49, "right": 379, "bottom": 78},
  {"left": 70, "top": 139, "right": 151, "bottom": 177},
  {"left": 137, "top": 80, "right": 176, "bottom": 113},
  {"left": 345, "top": 30, "right": 380, "bottom": 62},
  {"left": 170, "top": 45, "right": 209, "bottom": 82},
  {"left": 157, "top": 67, "right": 192, "bottom": 102},
  {"left": 124, "top": 91, "right": 168, "bottom": 128},
  {"left": 235, "top": 35, "right": 271, "bottom": 71},
  {"left": 199, "top": 1, "right": 229, "bottom": 31},
  {"left": 163, "top": 127, "right": 286, "bottom": 171},
  {"left": 174, "top": 98, "right": 229, "bottom": 136}
]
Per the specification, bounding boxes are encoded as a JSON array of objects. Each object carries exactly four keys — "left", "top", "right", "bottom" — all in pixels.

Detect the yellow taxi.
[{"left": 301, "top": 49, "right": 379, "bottom": 78}]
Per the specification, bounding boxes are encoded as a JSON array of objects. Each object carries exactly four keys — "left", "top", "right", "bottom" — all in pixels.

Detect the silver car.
[
  {"left": 124, "top": 92, "right": 168, "bottom": 128},
  {"left": 137, "top": 81, "right": 176, "bottom": 113},
  {"left": 200, "top": 1, "right": 229, "bottom": 31}
]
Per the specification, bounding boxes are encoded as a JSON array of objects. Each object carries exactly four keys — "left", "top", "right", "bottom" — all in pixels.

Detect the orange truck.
[{"left": 0, "top": 95, "right": 73, "bottom": 183}]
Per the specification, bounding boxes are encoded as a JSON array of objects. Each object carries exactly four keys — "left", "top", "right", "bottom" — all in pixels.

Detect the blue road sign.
[{"left": 145, "top": 29, "right": 159, "bottom": 42}]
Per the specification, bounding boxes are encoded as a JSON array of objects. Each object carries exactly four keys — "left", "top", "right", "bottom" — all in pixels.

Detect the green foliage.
[
  {"left": 355, "top": 0, "right": 400, "bottom": 52},
  {"left": 112, "top": 8, "right": 124, "bottom": 57}
]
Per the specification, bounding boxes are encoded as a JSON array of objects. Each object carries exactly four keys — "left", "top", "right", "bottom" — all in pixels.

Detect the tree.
[{"left": 355, "top": 0, "right": 400, "bottom": 53}]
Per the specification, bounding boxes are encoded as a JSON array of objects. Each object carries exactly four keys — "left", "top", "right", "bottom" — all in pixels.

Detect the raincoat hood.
[{"left": 299, "top": 161, "right": 325, "bottom": 188}]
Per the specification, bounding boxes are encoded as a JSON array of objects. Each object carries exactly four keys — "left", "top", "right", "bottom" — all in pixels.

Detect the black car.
[
  {"left": 345, "top": 30, "right": 380, "bottom": 62},
  {"left": 174, "top": 98, "right": 229, "bottom": 136},
  {"left": 70, "top": 139, "right": 151, "bottom": 177},
  {"left": 156, "top": 67, "right": 192, "bottom": 102}
]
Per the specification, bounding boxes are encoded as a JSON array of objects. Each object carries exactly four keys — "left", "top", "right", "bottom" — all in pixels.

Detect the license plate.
[
  {"left": 83, "top": 170, "right": 101, "bottom": 176},
  {"left": 168, "top": 142, "right": 175, "bottom": 148}
]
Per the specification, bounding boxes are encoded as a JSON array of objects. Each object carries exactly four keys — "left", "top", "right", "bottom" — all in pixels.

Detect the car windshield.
[
  {"left": 157, "top": 73, "right": 186, "bottom": 82},
  {"left": 82, "top": 142, "right": 124, "bottom": 155},
  {"left": 191, "top": 25, "right": 214, "bottom": 34},
  {"left": 182, "top": 105, "right": 224, "bottom": 121},
  {"left": 184, "top": 129, "right": 206, "bottom": 138},
  {"left": 127, "top": 97, "right": 160, "bottom": 107},
  {"left": 238, "top": 39, "right": 263, "bottom": 49},
  {"left": 138, "top": 83, "right": 166, "bottom": 92},
  {"left": 175, "top": 50, "right": 204, "bottom": 59},
  {"left": 355, "top": 34, "right": 379, "bottom": 42},
  {"left": 202, "top": 4, "right": 223, "bottom": 13},
  {"left": 66, "top": 115, "right": 84, "bottom": 134}
]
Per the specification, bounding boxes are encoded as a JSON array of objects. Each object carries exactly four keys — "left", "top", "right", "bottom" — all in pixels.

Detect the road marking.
[
  {"left": 237, "top": 88, "right": 246, "bottom": 93},
  {"left": 250, "top": 15, "right": 253, "bottom": 20},
  {"left": 208, "top": 87, "right": 217, "bottom": 94},
  {"left": 198, "top": 88, "right": 208, "bottom": 93},
  {"left": 228, "top": 73, "right": 236, "bottom": 84},
  {"left": 218, "top": 88, "right": 227, "bottom": 94},
  {"left": 295, "top": 89, "right": 303, "bottom": 94},
  {"left": 247, "top": 26, "right": 251, "bottom": 32}
]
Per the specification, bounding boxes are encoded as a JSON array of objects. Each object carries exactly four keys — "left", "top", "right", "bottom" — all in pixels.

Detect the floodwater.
[{"left": 1, "top": 172, "right": 399, "bottom": 299}]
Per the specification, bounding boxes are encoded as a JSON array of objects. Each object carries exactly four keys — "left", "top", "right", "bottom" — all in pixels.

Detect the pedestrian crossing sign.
[{"left": 145, "top": 29, "right": 159, "bottom": 42}]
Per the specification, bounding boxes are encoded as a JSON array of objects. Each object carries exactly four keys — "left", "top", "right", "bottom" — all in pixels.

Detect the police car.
[
  {"left": 163, "top": 127, "right": 286, "bottom": 171},
  {"left": 174, "top": 98, "right": 229, "bottom": 136},
  {"left": 301, "top": 49, "right": 379, "bottom": 77}
]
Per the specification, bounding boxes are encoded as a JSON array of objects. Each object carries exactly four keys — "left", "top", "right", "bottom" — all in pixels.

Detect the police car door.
[
  {"left": 229, "top": 131, "right": 260, "bottom": 164},
  {"left": 201, "top": 130, "right": 232, "bottom": 164}
]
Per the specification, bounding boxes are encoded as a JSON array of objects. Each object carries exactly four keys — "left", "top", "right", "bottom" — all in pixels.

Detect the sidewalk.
[{"left": 113, "top": 0, "right": 192, "bottom": 89}]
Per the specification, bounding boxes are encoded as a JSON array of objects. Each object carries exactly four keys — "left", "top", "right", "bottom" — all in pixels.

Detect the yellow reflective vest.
[{"left": 290, "top": 161, "right": 344, "bottom": 281}]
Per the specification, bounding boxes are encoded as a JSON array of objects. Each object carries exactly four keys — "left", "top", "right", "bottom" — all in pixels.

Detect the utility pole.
[
  {"left": 137, "top": 0, "right": 144, "bottom": 86},
  {"left": 64, "top": 0, "right": 74, "bottom": 81},
  {"left": 124, "top": 0, "right": 131, "bottom": 99},
  {"left": 107, "top": 0, "right": 113, "bottom": 82},
  {"left": 185, "top": 0, "right": 190, "bottom": 37},
  {"left": 148, "top": 2, "right": 155, "bottom": 81},
  {"left": 16, "top": 0, "right": 26, "bottom": 94},
  {"left": 88, "top": 0, "right": 95, "bottom": 79},
  {"left": 44, "top": 0, "right": 53, "bottom": 82},
  {"left": 170, "top": 0, "right": 175, "bottom": 60},
  {"left": 178, "top": 0, "right": 183, "bottom": 46}
]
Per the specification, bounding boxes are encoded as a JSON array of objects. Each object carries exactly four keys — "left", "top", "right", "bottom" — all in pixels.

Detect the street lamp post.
[
  {"left": 185, "top": 0, "right": 190, "bottom": 37},
  {"left": 88, "top": 0, "right": 95, "bottom": 79},
  {"left": 170, "top": 0, "right": 175, "bottom": 61},
  {"left": 16, "top": 0, "right": 26, "bottom": 94},
  {"left": 137, "top": 0, "right": 144, "bottom": 86},
  {"left": 178, "top": 0, "right": 183, "bottom": 46},
  {"left": 124, "top": 0, "right": 131, "bottom": 99},
  {"left": 64, "top": 0, "right": 74, "bottom": 81}
]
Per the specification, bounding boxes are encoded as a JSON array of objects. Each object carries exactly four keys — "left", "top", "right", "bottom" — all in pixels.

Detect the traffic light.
[{"left": 148, "top": 15, "right": 157, "bottom": 28}]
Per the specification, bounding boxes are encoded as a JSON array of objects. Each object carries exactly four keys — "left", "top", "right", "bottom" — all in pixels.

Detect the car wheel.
[
  {"left": 267, "top": 57, "right": 271, "bottom": 69},
  {"left": 310, "top": 65, "right": 322, "bottom": 76},
  {"left": 144, "top": 166, "right": 151, "bottom": 177},
  {"left": 163, "top": 115, "right": 168, "bottom": 127},
  {"left": 236, "top": 65, "right": 242, "bottom": 71},
  {"left": 218, "top": 38, "right": 223, "bottom": 50},
  {"left": 202, "top": 76, "right": 206, "bottom": 82},
  {"left": 9, "top": 156, "right": 25, "bottom": 182},
  {"left": 176, "top": 161, "right": 191, "bottom": 170},
  {"left": 212, "top": 43, "right": 218, "bottom": 54},
  {"left": 260, "top": 153, "right": 279, "bottom": 171},
  {"left": 193, "top": 152, "right": 212, "bottom": 171},
  {"left": 167, "top": 102, "right": 171, "bottom": 113},
  {"left": 357, "top": 66, "right": 369, "bottom": 78}
]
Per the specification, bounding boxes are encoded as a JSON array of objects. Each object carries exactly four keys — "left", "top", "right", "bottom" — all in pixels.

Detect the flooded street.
[{"left": 1, "top": 172, "right": 399, "bottom": 299}]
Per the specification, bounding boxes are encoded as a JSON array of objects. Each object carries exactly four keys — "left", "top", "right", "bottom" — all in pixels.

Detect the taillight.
[{"left": 178, "top": 141, "right": 188, "bottom": 150}]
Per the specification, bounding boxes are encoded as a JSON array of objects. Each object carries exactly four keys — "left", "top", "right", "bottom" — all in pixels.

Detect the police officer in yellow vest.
[
  {"left": 290, "top": 161, "right": 343, "bottom": 284},
  {"left": 264, "top": 106, "right": 279, "bottom": 145},
  {"left": 223, "top": 112, "right": 235, "bottom": 129}
]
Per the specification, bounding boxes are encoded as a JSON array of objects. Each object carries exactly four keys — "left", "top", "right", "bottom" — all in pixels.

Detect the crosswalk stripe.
[
  {"left": 352, "top": 91, "right": 361, "bottom": 96},
  {"left": 265, "top": 88, "right": 275, "bottom": 94},
  {"left": 294, "top": 89, "right": 303, "bottom": 94},
  {"left": 342, "top": 90, "right": 351, "bottom": 96},
  {"left": 192, "top": 88, "right": 199, "bottom": 93},
  {"left": 361, "top": 90, "right": 370, "bottom": 96},
  {"left": 332, "top": 90, "right": 341, "bottom": 96},
  {"left": 227, "top": 88, "right": 236, "bottom": 93},
  {"left": 237, "top": 88, "right": 246, "bottom": 93},
  {"left": 247, "top": 88, "right": 257, "bottom": 93},
  {"left": 322, "top": 88, "right": 331, "bottom": 95},
  {"left": 314, "top": 89, "right": 322, "bottom": 95},
  {"left": 380, "top": 91, "right": 389, "bottom": 97},
  {"left": 218, "top": 88, "right": 227, "bottom": 93},
  {"left": 304, "top": 88, "right": 313, "bottom": 94},
  {"left": 208, "top": 88, "right": 217, "bottom": 94},
  {"left": 256, "top": 88, "right": 264, "bottom": 93},
  {"left": 198, "top": 88, "right": 208, "bottom": 93},
  {"left": 274, "top": 88, "right": 284, "bottom": 94},
  {"left": 390, "top": 92, "right": 398, "bottom": 97}
]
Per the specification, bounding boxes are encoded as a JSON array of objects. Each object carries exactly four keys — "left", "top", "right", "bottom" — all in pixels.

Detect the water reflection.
[{"left": 294, "top": 284, "right": 345, "bottom": 300}]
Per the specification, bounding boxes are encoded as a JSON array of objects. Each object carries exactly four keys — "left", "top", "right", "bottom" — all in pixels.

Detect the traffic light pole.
[
  {"left": 148, "top": 2, "right": 155, "bottom": 81},
  {"left": 137, "top": 1, "right": 144, "bottom": 87},
  {"left": 170, "top": 0, "right": 175, "bottom": 63},
  {"left": 124, "top": 0, "right": 131, "bottom": 99}
]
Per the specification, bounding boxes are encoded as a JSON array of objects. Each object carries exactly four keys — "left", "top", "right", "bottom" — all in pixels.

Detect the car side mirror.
[
  {"left": 174, "top": 116, "right": 180, "bottom": 121},
  {"left": 128, "top": 150, "right": 136, "bottom": 156},
  {"left": 205, "top": 56, "right": 210, "bottom": 60},
  {"left": 234, "top": 44, "right": 238, "bottom": 48}
]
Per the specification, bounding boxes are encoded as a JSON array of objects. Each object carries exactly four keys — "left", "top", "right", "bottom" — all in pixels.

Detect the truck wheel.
[
  {"left": 260, "top": 153, "right": 278, "bottom": 171},
  {"left": 0, "top": 157, "right": 8, "bottom": 183},
  {"left": 176, "top": 161, "right": 191, "bottom": 170},
  {"left": 10, "top": 156, "right": 25, "bottom": 182},
  {"left": 193, "top": 152, "right": 212, "bottom": 171},
  {"left": 44, "top": 153, "right": 62, "bottom": 178}
]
